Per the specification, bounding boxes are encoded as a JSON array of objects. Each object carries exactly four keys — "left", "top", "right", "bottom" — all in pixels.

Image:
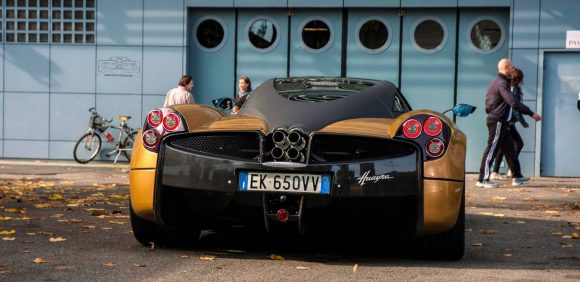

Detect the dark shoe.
[{"left": 512, "top": 177, "right": 530, "bottom": 186}]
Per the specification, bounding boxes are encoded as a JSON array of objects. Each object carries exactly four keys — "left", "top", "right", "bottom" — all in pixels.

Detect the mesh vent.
[
  {"left": 166, "top": 133, "right": 261, "bottom": 162},
  {"left": 309, "top": 134, "right": 416, "bottom": 164}
]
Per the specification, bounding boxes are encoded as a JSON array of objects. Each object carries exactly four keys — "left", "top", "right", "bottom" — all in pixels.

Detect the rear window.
[{"left": 274, "top": 78, "right": 375, "bottom": 102}]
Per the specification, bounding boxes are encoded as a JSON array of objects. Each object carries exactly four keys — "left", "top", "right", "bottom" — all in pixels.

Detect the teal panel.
[
  {"left": 400, "top": 9, "right": 456, "bottom": 112},
  {"left": 401, "top": 0, "right": 457, "bottom": 7},
  {"left": 288, "top": 0, "right": 342, "bottom": 8},
  {"left": 4, "top": 92, "right": 49, "bottom": 140},
  {"left": 4, "top": 141, "right": 49, "bottom": 159},
  {"left": 49, "top": 141, "right": 78, "bottom": 159},
  {"left": 539, "top": 0, "right": 580, "bottom": 49},
  {"left": 0, "top": 93, "right": 3, "bottom": 139},
  {"left": 237, "top": 10, "right": 288, "bottom": 94},
  {"left": 187, "top": 0, "right": 233, "bottom": 7},
  {"left": 235, "top": 0, "right": 287, "bottom": 7},
  {"left": 4, "top": 45, "right": 50, "bottom": 92},
  {"left": 455, "top": 8, "right": 509, "bottom": 172},
  {"left": 144, "top": 0, "right": 185, "bottom": 46},
  {"left": 189, "top": 9, "right": 236, "bottom": 105},
  {"left": 344, "top": 0, "right": 400, "bottom": 7},
  {"left": 143, "top": 47, "right": 185, "bottom": 95},
  {"left": 50, "top": 45, "right": 96, "bottom": 93},
  {"left": 0, "top": 47, "right": 3, "bottom": 92},
  {"left": 347, "top": 9, "right": 400, "bottom": 82},
  {"left": 512, "top": 0, "right": 540, "bottom": 49},
  {"left": 50, "top": 93, "right": 95, "bottom": 141},
  {"left": 541, "top": 52, "right": 580, "bottom": 177},
  {"left": 512, "top": 49, "right": 539, "bottom": 100},
  {"left": 459, "top": 0, "right": 511, "bottom": 7},
  {"left": 290, "top": 9, "right": 342, "bottom": 77},
  {"left": 96, "top": 0, "right": 143, "bottom": 45},
  {"left": 96, "top": 94, "right": 143, "bottom": 131},
  {"left": 96, "top": 46, "right": 143, "bottom": 94}
]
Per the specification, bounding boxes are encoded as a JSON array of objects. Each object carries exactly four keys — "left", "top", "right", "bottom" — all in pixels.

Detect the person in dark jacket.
[
  {"left": 476, "top": 59, "right": 541, "bottom": 188},
  {"left": 491, "top": 68, "right": 527, "bottom": 180}
]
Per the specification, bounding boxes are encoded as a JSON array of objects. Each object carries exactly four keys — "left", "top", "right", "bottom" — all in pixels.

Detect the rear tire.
[
  {"left": 414, "top": 187, "right": 465, "bottom": 260},
  {"left": 73, "top": 133, "right": 102, "bottom": 164},
  {"left": 122, "top": 131, "right": 137, "bottom": 161},
  {"left": 129, "top": 201, "right": 200, "bottom": 248}
]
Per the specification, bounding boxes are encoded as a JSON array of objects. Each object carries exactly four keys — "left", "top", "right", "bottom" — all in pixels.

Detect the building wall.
[{"left": 1, "top": 0, "right": 579, "bottom": 176}]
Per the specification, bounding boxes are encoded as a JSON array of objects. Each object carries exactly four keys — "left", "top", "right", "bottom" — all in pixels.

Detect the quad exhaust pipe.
[{"left": 270, "top": 128, "right": 306, "bottom": 161}]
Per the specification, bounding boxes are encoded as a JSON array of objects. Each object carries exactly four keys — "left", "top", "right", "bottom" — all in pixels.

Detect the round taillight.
[
  {"left": 147, "top": 110, "right": 163, "bottom": 127},
  {"left": 403, "top": 119, "right": 422, "bottom": 139},
  {"left": 142, "top": 129, "right": 159, "bottom": 148},
  {"left": 163, "top": 113, "right": 180, "bottom": 131},
  {"left": 424, "top": 117, "right": 443, "bottom": 136},
  {"left": 425, "top": 138, "right": 445, "bottom": 158}
]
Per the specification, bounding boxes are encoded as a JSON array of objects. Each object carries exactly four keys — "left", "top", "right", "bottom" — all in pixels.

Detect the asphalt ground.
[{"left": 0, "top": 159, "right": 579, "bottom": 281}]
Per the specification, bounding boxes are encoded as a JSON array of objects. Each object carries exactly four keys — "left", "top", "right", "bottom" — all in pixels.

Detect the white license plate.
[{"left": 239, "top": 172, "right": 330, "bottom": 194}]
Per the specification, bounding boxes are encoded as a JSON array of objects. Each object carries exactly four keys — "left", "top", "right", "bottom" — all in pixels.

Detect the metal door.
[
  {"left": 237, "top": 10, "right": 288, "bottom": 90},
  {"left": 346, "top": 9, "right": 400, "bottom": 82},
  {"left": 400, "top": 9, "right": 456, "bottom": 112},
  {"left": 541, "top": 52, "right": 580, "bottom": 177},
  {"left": 456, "top": 9, "right": 509, "bottom": 172},
  {"left": 289, "top": 9, "right": 342, "bottom": 77},
  {"left": 189, "top": 9, "right": 235, "bottom": 105}
]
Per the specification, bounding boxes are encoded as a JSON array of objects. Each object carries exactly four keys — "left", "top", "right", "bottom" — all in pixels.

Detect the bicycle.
[{"left": 73, "top": 107, "right": 138, "bottom": 164}]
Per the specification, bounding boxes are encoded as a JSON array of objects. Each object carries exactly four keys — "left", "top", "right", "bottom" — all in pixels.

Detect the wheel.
[
  {"left": 413, "top": 187, "right": 465, "bottom": 260},
  {"left": 73, "top": 133, "right": 102, "bottom": 164},
  {"left": 122, "top": 131, "right": 138, "bottom": 161},
  {"left": 129, "top": 201, "right": 200, "bottom": 248}
]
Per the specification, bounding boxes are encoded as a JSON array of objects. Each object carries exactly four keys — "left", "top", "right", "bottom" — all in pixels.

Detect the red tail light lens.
[
  {"left": 163, "top": 113, "right": 180, "bottom": 131},
  {"left": 147, "top": 109, "right": 163, "bottom": 127},
  {"left": 142, "top": 129, "right": 159, "bottom": 148},
  {"left": 425, "top": 138, "right": 445, "bottom": 158},
  {"left": 424, "top": 117, "right": 442, "bottom": 136},
  {"left": 403, "top": 119, "right": 422, "bottom": 139}
]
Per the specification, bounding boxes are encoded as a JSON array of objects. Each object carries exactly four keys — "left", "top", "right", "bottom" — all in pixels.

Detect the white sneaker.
[
  {"left": 476, "top": 180, "right": 500, "bottom": 188},
  {"left": 512, "top": 177, "right": 530, "bottom": 186},
  {"left": 506, "top": 169, "right": 513, "bottom": 178},
  {"left": 490, "top": 172, "right": 507, "bottom": 181}
]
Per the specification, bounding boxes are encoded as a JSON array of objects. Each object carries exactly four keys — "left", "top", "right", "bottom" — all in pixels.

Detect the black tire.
[
  {"left": 129, "top": 201, "right": 200, "bottom": 248},
  {"left": 414, "top": 187, "right": 465, "bottom": 260},
  {"left": 73, "top": 133, "right": 102, "bottom": 164},
  {"left": 122, "top": 131, "right": 138, "bottom": 161}
]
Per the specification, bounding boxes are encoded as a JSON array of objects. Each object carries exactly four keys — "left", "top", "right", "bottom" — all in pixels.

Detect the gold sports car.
[{"left": 129, "top": 77, "right": 474, "bottom": 260}]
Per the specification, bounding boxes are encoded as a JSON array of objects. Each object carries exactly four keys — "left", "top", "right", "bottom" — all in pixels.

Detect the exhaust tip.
[{"left": 271, "top": 147, "right": 285, "bottom": 160}]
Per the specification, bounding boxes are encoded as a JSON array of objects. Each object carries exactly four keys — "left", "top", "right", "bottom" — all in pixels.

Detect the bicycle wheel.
[
  {"left": 73, "top": 133, "right": 102, "bottom": 164},
  {"left": 122, "top": 131, "right": 138, "bottom": 161}
]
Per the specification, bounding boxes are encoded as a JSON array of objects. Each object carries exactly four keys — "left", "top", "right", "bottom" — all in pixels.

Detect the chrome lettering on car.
[
  {"left": 356, "top": 170, "right": 394, "bottom": 186},
  {"left": 262, "top": 161, "right": 307, "bottom": 168}
]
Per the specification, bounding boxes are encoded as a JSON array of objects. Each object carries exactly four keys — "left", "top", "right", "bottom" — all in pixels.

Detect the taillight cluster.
[
  {"left": 142, "top": 108, "right": 187, "bottom": 152},
  {"left": 397, "top": 115, "right": 449, "bottom": 160}
]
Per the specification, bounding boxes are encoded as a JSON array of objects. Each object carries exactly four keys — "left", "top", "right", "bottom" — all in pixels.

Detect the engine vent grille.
[{"left": 166, "top": 132, "right": 261, "bottom": 162}]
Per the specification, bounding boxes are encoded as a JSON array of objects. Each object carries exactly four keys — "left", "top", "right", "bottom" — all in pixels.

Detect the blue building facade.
[{"left": 1, "top": 0, "right": 579, "bottom": 177}]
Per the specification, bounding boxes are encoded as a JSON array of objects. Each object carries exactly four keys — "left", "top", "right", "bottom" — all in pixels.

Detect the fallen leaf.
[
  {"left": 268, "top": 254, "right": 285, "bottom": 260},
  {"left": 4, "top": 208, "right": 25, "bottom": 214},
  {"left": 353, "top": 264, "right": 358, "bottom": 273},
  {"left": 464, "top": 228, "right": 473, "bottom": 232},
  {"left": 132, "top": 264, "right": 146, "bottom": 267},
  {"left": 33, "top": 258, "right": 46, "bottom": 264},
  {"left": 473, "top": 242, "right": 485, "bottom": 246},
  {"left": 34, "top": 204, "right": 52, "bottom": 209},
  {"left": 2, "top": 237, "right": 15, "bottom": 241},
  {"left": 561, "top": 243, "right": 573, "bottom": 248},
  {"left": 0, "top": 230, "right": 16, "bottom": 235},
  {"left": 49, "top": 237, "right": 67, "bottom": 242},
  {"left": 480, "top": 229, "right": 497, "bottom": 235},
  {"left": 199, "top": 256, "right": 216, "bottom": 261},
  {"left": 572, "top": 232, "right": 579, "bottom": 239},
  {"left": 101, "top": 227, "right": 112, "bottom": 230},
  {"left": 102, "top": 262, "right": 115, "bottom": 267},
  {"left": 552, "top": 232, "right": 564, "bottom": 236},
  {"left": 108, "top": 221, "right": 126, "bottom": 225},
  {"left": 503, "top": 253, "right": 512, "bottom": 257},
  {"left": 26, "top": 232, "right": 36, "bottom": 236},
  {"left": 83, "top": 225, "right": 96, "bottom": 229},
  {"left": 545, "top": 210, "right": 559, "bottom": 214},
  {"left": 0, "top": 217, "right": 13, "bottom": 221},
  {"left": 180, "top": 255, "right": 188, "bottom": 258},
  {"left": 296, "top": 266, "right": 311, "bottom": 270},
  {"left": 492, "top": 196, "right": 506, "bottom": 201},
  {"left": 516, "top": 220, "right": 527, "bottom": 224},
  {"left": 49, "top": 194, "right": 64, "bottom": 201}
]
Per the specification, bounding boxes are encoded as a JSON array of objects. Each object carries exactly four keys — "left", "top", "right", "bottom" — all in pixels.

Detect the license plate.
[{"left": 239, "top": 172, "right": 330, "bottom": 194}]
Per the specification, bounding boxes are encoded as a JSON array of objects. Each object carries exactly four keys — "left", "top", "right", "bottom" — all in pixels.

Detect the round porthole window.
[
  {"left": 357, "top": 18, "right": 391, "bottom": 53},
  {"left": 195, "top": 17, "right": 227, "bottom": 52},
  {"left": 300, "top": 18, "right": 333, "bottom": 52},
  {"left": 246, "top": 17, "right": 279, "bottom": 52},
  {"left": 469, "top": 18, "right": 504, "bottom": 53},
  {"left": 412, "top": 17, "right": 447, "bottom": 53}
]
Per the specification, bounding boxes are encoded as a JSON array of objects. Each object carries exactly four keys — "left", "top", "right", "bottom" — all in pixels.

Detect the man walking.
[{"left": 476, "top": 58, "right": 541, "bottom": 188}]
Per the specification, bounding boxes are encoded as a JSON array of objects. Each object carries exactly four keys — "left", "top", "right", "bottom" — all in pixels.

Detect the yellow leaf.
[
  {"left": 296, "top": 266, "right": 311, "bottom": 270},
  {"left": 108, "top": 221, "right": 126, "bottom": 225},
  {"left": 0, "top": 230, "right": 16, "bottom": 235},
  {"left": 492, "top": 196, "right": 506, "bottom": 201},
  {"left": 49, "top": 237, "right": 67, "bottom": 242},
  {"left": 0, "top": 217, "right": 12, "bottom": 221},
  {"left": 35, "top": 204, "right": 52, "bottom": 209},
  {"left": 83, "top": 225, "right": 96, "bottom": 229},
  {"left": 516, "top": 220, "right": 527, "bottom": 224},
  {"left": 552, "top": 232, "right": 564, "bottom": 236},
  {"left": 545, "top": 210, "right": 559, "bottom": 214},
  {"left": 4, "top": 208, "right": 25, "bottom": 214},
  {"left": 353, "top": 264, "right": 358, "bottom": 273},
  {"left": 49, "top": 194, "right": 63, "bottom": 201},
  {"left": 2, "top": 237, "right": 16, "bottom": 241},
  {"left": 480, "top": 212, "right": 494, "bottom": 216},
  {"left": 199, "top": 256, "right": 216, "bottom": 261},
  {"left": 102, "top": 262, "right": 115, "bottom": 267},
  {"left": 562, "top": 235, "right": 573, "bottom": 239},
  {"left": 268, "top": 254, "right": 285, "bottom": 260},
  {"left": 67, "top": 203, "right": 80, "bottom": 207},
  {"left": 33, "top": 258, "right": 46, "bottom": 264},
  {"left": 572, "top": 232, "right": 579, "bottom": 239},
  {"left": 561, "top": 243, "right": 573, "bottom": 248}
]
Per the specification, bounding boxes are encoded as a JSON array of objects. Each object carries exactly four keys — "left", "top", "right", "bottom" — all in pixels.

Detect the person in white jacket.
[{"left": 163, "top": 75, "right": 195, "bottom": 107}]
